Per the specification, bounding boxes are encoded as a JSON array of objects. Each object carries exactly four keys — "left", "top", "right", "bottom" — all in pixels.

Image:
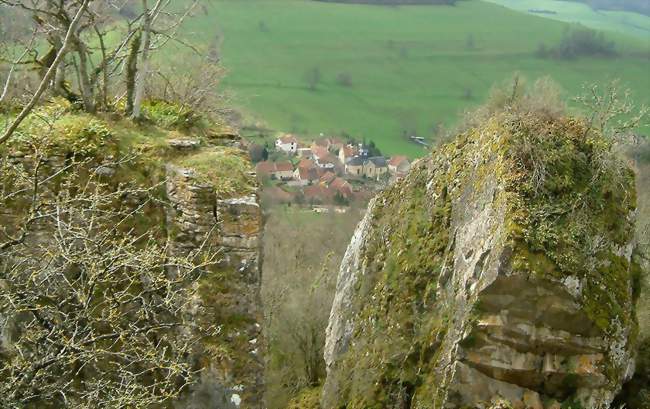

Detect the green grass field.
[
  {"left": 484, "top": 0, "right": 650, "bottom": 39},
  {"left": 180, "top": 0, "right": 650, "bottom": 157}
]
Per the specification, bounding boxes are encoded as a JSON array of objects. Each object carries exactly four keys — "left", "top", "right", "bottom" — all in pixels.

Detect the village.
[{"left": 250, "top": 134, "right": 412, "bottom": 209}]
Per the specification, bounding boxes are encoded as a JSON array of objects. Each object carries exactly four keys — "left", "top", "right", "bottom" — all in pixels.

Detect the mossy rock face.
[
  {"left": 1, "top": 101, "right": 265, "bottom": 408},
  {"left": 613, "top": 336, "right": 650, "bottom": 409},
  {"left": 322, "top": 112, "right": 641, "bottom": 408},
  {"left": 287, "top": 386, "right": 323, "bottom": 409}
]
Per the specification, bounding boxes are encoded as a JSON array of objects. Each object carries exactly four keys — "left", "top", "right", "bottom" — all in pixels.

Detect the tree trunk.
[
  {"left": 75, "top": 41, "right": 96, "bottom": 113},
  {"left": 0, "top": 0, "right": 92, "bottom": 146},
  {"left": 132, "top": 0, "right": 164, "bottom": 120},
  {"left": 95, "top": 27, "right": 109, "bottom": 110},
  {"left": 125, "top": 32, "right": 141, "bottom": 116}
]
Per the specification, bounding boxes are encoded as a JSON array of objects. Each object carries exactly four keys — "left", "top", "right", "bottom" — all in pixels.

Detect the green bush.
[
  {"left": 142, "top": 99, "right": 204, "bottom": 130},
  {"left": 49, "top": 116, "right": 114, "bottom": 156}
]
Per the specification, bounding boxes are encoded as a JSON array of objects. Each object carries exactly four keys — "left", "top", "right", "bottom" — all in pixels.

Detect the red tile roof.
[
  {"left": 296, "top": 167, "right": 319, "bottom": 181},
  {"left": 275, "top": 161, "right": 294, "bottom": 172},
  {"left": 311, "top": 146, "right": 329, "bottom": 160},
  {"left": 303, "top": 185, "right": 337, "bottom": 201},
  {"left": 331, "top": 177, "right": 353, "bottom": 198},
  {"left": 340, "top": 145, "right": 358, "bottom": 158},
  {"left": 256, "top": 161, "right": 276, "bottom": 174},
  {"left": 298, "top": 159, "right": 315, "bottom": 169},
  {"left": 320, "top": 172, "right": 336, "bottom": 185},
  {"left": 278, "top": 134, "right": 297, "bottom": 144},
  {"left": 312, "top": 138, "right": 330, "bottom": 148},
  {"left": 389, "top": 155, "right": 410, "bottom": 167}
]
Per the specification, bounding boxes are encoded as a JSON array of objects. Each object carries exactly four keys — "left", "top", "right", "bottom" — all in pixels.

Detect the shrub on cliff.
[
  {"left": 0, "top": 152, "right": 221, "bottom": 408},
  {"left": 0, "top": 98, "right": 259, "bottom": 408}
]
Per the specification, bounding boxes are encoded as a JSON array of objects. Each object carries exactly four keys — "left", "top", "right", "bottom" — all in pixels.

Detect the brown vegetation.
[{"left": 262, "top": 206, "right": 361, "bottom": 408}]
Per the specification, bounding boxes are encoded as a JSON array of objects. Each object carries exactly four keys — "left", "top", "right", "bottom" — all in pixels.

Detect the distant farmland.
[
  {"left": 313, "top": 0, "right": 458, "bottom": 4},
  {"left": 181, "top": 0, "right": 650, "bottom": 157}
]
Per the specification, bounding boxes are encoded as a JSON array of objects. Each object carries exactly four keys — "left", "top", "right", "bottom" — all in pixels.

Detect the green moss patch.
[
  {"left": 287, "top": 386, "right": 323, "bottom": 409},
  {"left": 325, "top": 111, "right": 639, "bottom": 407},
  {"left": 174, "top": 148, "right": 256, "bottom": 197},
  {"left": 141, "top": 99, "right": 207, "bottom": 131}
]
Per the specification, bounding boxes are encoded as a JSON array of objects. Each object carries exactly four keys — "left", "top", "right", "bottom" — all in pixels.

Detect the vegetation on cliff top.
[
  {"left": 323, "top": 77, "right": 641, "bottom": 407},
  {"left": 0, "top": 95, "right": 259, "bottom": 407}
]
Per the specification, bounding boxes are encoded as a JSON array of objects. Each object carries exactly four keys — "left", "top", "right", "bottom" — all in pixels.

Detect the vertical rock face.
[
  {"left": 164, "top": 148, "right": 264, "bottom": 409},
  {"left": 1, "top": 129, "right": 265, "bottom": 408},
  {"left": 322, "top": 113, "right": 642, "bottom": 408}
]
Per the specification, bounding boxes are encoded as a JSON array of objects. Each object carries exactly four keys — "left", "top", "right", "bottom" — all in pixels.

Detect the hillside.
[
  {"left": 179, "top": 0, "right": 650, "bottom": 157},
  {"left": 314, "top": 0, "right": 458, "bottom": 4},
  {"left": 484, "top": 0, "right": 650, "bottom": 38},
  {"left": 575, "top": 0, "right": 650, "bottom": 16}
]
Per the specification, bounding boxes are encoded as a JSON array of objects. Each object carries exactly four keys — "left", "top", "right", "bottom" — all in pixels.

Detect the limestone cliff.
[
  {"left": 0, "top": 100, "right": 264, "bottom": 408},
  {"left": 165, "top": 149, "right": 264, "bottom": 409},
  {"left": 322, "top": 112, "right": 642, "bottom": 408}
]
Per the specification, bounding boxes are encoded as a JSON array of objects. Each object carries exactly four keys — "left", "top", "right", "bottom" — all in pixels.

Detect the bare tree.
[
  {"left": 131, "top": 0, "right": 166, "bottom": 120},
  {"left": 0, "top": 0, "right": 91, "bottom": 145},
  {"left": 262, "top": 208, "right": 360, "bottom": 408},
  {"left": 130, "top": 0, "right": 202, "bottom": 119},
  {"left": 575, "top": 79, "right": 649, "bottom": 143},
  {"left": 0, "top": 0, "right": 205, "bottom": 143},
  {"left": 0, "top": 151, "right": 221, "bottom": 408}
]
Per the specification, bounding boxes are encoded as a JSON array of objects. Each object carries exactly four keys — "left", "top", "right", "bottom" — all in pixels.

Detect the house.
[
  {"left": 274, "top": 161, "right": 294, "bottom": 180},
  {"left": 293, "top": 165, "right": 319, "bottom": 186},
  {"left": 364, "top": 157, "right": 388, "bottom": 179},
  {"left": 256, "top": 161, "right": 277, "bottom": 178},
  {"left": 297, "top": 158, "right": 316, "bottom": 170},
  {"left": 297, "top": 147, "right": 313, "bottom": 159},
  {"left": 388, "top": 156, "right": 411, "bottom": 175},
  {"left": 319, "top": 171, "right": 336, "bottom": 186},
  {"left": 338, "top": 145, "right": 358, "bottom": 164},
  {"left": 304, "top": 185, "right": 336, "bottom": 204},
  {"left": 312, "top": 138, "right": 331, "bottom": 151},
  {"left": 330, "top": 177, "right": 353, "bottom": 199},
  {"left": 311, "top": 146, "right": 329, "bottom": 162},
  {"left": 316, "top": 154, "right": 338, "bottom": 170},
  {"left": 328, "top": 137, "right": 345, "bottom": 153},
  {"left": 312, "top": 147, "right": 338, "bottom": 170},
  {"left": 275, "top": 134, "right": 298, "bottom": 154},
  {"left": 357, "top": 144, "right": 369, "bottom": 158},
  {"left": 345, "top": 156, "right": 365, "bottom": 177}
]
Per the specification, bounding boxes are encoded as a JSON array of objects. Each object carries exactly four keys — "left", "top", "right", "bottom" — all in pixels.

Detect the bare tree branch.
[{"left": 0, "top": 0, "right": 91, "bottom": 146}]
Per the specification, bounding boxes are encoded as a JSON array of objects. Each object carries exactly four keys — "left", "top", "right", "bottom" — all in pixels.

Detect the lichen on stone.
[{"left": 322, "top": 111, "right": 641, "bottom": 408}]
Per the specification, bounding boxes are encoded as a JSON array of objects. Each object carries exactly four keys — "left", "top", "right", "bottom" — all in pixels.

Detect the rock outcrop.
[
  {"left": 165, "top": 150, "right": 264, "bottom": 408},
  {"left": 322, "top": 112, "right": 642, "bottom": 408},
  {"left": 0, "top": 103, "right": 265, "bottom": 408}
]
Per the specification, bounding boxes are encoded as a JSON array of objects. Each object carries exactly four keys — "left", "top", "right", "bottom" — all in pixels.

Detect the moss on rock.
[
  {"left": 322, "top": 111, "right": 640, "bottom": 408},
  {"left": 173, "top": 147, "right": 256, "bottom": 198},
  {"left": 287, "top": 386, "right": 323, "bottom": 409},
  {"left": 1, "top": 98, "right": 264, "bottom": 407}
]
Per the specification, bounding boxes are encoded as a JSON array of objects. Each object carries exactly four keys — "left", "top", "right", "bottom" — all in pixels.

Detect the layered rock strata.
[{"left": 322, "top": 113, "right": 642, "bottom": 408}]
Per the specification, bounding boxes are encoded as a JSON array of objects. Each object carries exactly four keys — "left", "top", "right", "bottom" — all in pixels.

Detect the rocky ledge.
[{"left": 322, "top": 112, "right": 643, "bottom": 408}]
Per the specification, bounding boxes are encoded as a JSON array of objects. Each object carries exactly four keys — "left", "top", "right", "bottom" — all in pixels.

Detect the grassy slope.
[
  {"left": 483, "top": 0, "right": 650, "bottom": 38},
  {"left": 180, "top": 0, "right": 649, "bottom": 157}
]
